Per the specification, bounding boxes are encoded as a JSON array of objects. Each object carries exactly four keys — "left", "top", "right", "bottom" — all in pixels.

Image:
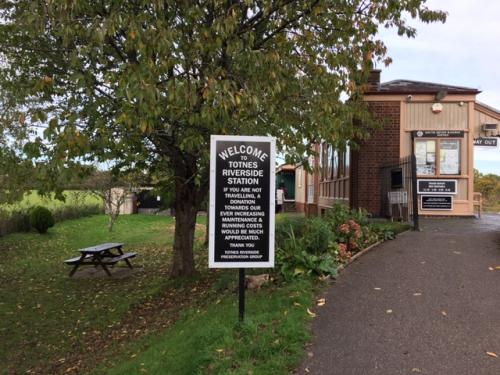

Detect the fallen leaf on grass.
[
  {"left": 215, "top": 348, "right": 224, "bottom": 353},
  {"left": 130, "top": 354, "right": 137, "bottom": 358},
  {"left": 307, "top": 308, "right": 316, "bottom": 318},
  {"left": 486, "top": 351, "right": 498, "bottom": 358},
  {"left": 293, "top": 302, "right": 302, "bottom": 307},
  {"left": 316, "top": 298, "right": 326, "bottom": 306}
]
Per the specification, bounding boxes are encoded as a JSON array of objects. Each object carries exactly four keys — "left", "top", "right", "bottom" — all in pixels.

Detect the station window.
[
  {"left": 320, "top": 142, "right": 350, "bottom": 180},
  {"left": 415, "top": 139, "right": 460, "bottom": 176}
]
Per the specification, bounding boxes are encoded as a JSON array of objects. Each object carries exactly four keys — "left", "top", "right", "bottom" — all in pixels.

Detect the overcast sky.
[{"left": 378, "top": 0, "right": 500, "bottom": 174}]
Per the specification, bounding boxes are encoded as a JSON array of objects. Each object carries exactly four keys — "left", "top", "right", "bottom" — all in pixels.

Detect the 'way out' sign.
[{"left": 209, "top": 135, "right": 276, "bottom": 268}]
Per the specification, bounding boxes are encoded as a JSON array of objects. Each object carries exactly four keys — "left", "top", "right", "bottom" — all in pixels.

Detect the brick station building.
[{"left": 295, "top": 70, "right": 500, "bottom": 217}]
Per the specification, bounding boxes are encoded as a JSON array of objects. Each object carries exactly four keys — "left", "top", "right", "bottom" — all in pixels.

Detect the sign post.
[{"left": 209, "top": 135, "right": 276, "bottom": 321}]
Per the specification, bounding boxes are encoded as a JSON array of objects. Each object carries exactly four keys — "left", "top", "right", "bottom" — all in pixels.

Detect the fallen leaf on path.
[
  {"left": 486, "top": 351, "right": 498, "bottom": 358},
  {"left": 307, "top": 308, "right": 316, "bottom": 318},
  {"left": 441, "top": 311, "right": 447, "bottom": 316},
  {"left": 411, "top": 368, "right": 422, "bottom": 373},
  {"left": 316, "top": 298, "right": 326, "bottom": 306},
  {"left": 489, "top": 267, "right": 494, "bottom": 271},
  {"left": 307, "top": 351, "right": 314, "bottom": 358},
  {"left": 420, "top": 261, "right": 426, "bottom": 264},
  {"left": 304, "top": 368, "right": 310, "bottom": 373},
  {"left": 413, "top": 293, "right": 422, "bottom": 296},
  {"left": 374, "top": 287, "right": 382, "bottom": 291},
  {"left": 386, "top": 309, "right": 393, "bottom": 314},
  {"left": 453, "top": 251, "right": 461, "bottom": 255}
]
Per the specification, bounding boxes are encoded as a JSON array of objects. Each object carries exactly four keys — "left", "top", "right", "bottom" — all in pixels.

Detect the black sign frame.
[
  {"left": 209, "top": 135, "right": 276, "bottom": 268},
  {"left": 421, "top": 195, "right": 453, "bottom": 211},
  {"left": 417, "top": 179, "right": 457, "bottom": 195}
]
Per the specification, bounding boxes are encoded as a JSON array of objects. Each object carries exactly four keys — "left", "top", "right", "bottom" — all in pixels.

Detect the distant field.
[
  {"left": 484, "top": 202, "right": 500, "bottom": 213},
  {"left": 1, "top": 190, "right": 103, "bottom": 211}
]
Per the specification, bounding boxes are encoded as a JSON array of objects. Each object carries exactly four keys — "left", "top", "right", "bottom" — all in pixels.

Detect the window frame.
[{"left": 414, "top": 137, "right": 462, "bottom": 177}]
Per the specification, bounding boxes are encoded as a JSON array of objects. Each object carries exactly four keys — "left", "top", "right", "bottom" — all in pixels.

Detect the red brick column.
[{"left": 353, "top": 101, "right": 401, "bottom": 216}]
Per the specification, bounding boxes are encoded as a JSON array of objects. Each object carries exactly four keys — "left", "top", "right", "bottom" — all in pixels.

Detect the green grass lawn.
[
  {"left": 0, "top": 213, "right": 316, "bottom": 375},
  {"left": 93, "top": 279, "right": 315, "bottom": 375},
  {"left": 0, "top": 190, "right": 103, "bottom": 212},
  {"left": 0, "top": 214, "right": 206, "bottom": 374}
]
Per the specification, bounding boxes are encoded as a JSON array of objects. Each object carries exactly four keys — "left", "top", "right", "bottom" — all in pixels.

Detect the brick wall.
[{"left": 352, "top": 101, "right": 400, "bottom": 216}]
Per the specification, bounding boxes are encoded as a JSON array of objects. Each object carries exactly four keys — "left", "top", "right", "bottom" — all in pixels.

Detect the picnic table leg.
[
  {"left": 116, "top": 246, "right": 133, "bottom": 269},
  {"left": 94, "top": 256, "right": 112, "bottom": 277},
  {"left": 69, "top": 254, "right": 86, "bottom": 277}
]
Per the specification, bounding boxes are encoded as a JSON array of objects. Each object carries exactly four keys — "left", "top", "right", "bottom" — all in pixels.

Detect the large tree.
[{"left": 0, "top": 1, "right": 445, "bottom": 276}]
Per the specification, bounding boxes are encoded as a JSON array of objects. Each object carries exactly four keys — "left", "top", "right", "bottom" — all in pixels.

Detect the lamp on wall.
[{"left": 431, "top": 103, "right": 443, "bottom": 114}]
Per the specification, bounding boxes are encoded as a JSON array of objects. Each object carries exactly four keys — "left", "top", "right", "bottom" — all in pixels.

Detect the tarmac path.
[{"left": 299, "top": 215, "right": 500, "bottom": 375}]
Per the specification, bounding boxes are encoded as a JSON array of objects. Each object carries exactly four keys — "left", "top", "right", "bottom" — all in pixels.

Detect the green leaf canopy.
[{"left": 0, "top": 0, "right": 446, "bottom": 275}]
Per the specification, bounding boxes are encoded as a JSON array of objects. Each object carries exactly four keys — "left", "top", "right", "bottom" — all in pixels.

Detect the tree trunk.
[
  {"left": 170, "top": 182, "right": 199, "bottom": 277},
  {"left": 168, "top": 146, "right": 210, "bottom": 278},
  {"left": 108, "top": 212, "right": 119, "bottom": 232}
]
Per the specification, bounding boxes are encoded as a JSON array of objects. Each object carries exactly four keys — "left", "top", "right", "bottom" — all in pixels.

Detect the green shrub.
[
  {"left": 29, "top": 206, "right": 55, "bottom": 234},
  {"left": 52, "top": 204, "right": 103, "bottom": 222},
  {"left": 302, "top": 217, "right": 332, "bottom": 255},
  {"left": 0, "top": 208, "right": 32, "bottom": 237},
  {"left": 275, "top": 223, "right": 338, "bottom": 280},
  {"left": 323, "top": 203, "right": 351, "bottom": 229},
  {"left": 0, "top": 204, "right": 103, "bottom": 237},
  {"left": 275, "top": 215, "right": 307, "bottom": 248}
]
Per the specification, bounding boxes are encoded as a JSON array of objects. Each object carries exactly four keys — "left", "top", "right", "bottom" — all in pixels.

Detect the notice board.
[
  {"left": 209, "top": 135, "right": 276, "bottom": 268},
  {"left": 421, "top": 195, "right": 453, "bottom": 210}
]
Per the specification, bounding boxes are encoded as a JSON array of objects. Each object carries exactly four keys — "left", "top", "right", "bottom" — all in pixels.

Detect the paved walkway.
[{"left": 299, "top": 215, "right": 500, "bottom": 375}]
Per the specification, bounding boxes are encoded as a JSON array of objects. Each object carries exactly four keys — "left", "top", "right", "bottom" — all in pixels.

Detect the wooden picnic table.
[{"left": 64, "top": 242, "right": 137, "bottom": 277}]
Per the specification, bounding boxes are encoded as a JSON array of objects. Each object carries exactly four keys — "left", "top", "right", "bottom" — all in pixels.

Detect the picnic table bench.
[{"left": 64, "top": 242, "right": 137, "bottom": 277}]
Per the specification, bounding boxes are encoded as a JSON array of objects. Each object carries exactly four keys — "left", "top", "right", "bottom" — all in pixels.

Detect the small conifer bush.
[{"left": 29, "top": 206, "right": 55, "bottom": 234}]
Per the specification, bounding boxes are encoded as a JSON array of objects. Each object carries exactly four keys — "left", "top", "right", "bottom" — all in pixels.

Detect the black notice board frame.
[
  {"left": 209, "top": 135, "right": 276, "bottom": 269},
  {"left": 417, "top": 179, "right": 457, "bottom": 195},
  {"left": 420, "top": 195, "right": 453, "bottom": 210}
]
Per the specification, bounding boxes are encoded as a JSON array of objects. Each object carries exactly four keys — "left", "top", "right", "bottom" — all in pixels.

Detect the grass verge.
[
  {"left": 0, "top": 214, "right": 206, "bottom": 374},
  {"left": 370, "top": 220, "right": 412, "bottom": 235},
  {"left": 93, "top": 277, "right": 316, "bottom": 375}
]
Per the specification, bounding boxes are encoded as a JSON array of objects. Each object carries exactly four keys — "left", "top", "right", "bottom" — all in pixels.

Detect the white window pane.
[
  {"left": 440, "top": 140, "right": 460, "bottom": 175},
  {"left": 416, "top": 140, "right": 436, "bottom": 175}
]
